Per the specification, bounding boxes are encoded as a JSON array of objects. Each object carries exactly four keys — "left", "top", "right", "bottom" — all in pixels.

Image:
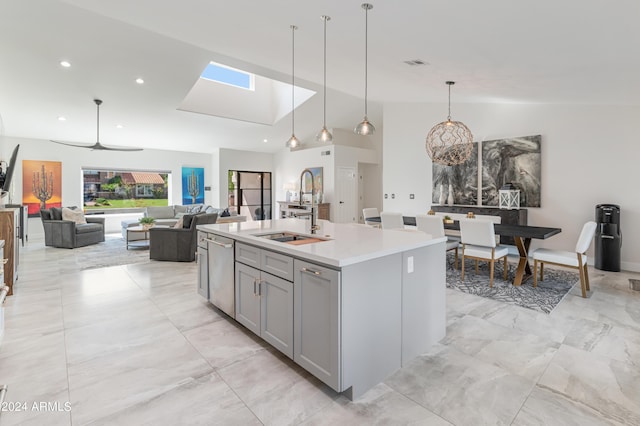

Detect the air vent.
[
  {"left": 320, "top": 150, "right": 331, "bottom": 156},
  {"left": 403, "top": 59, "right": 428, "bottom": 66}
]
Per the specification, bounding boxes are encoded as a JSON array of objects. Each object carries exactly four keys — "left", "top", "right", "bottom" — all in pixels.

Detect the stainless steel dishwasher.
[{"left": 205, "top": 233, "right": 235, "bottom": 317}]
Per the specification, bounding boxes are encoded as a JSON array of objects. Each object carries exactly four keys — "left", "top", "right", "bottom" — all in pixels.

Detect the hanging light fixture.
[
  {"left": 425, "top": 81, "right": 473, "bottom": 166},
  {"left": 286, "top": 25, "right": 300, "bottom": 149},
  {"left": 316, "top": 15, "right": 333, "bottom": 143},
  {"left": 354, "top": 3, "right": 375, "bottom": 136}
]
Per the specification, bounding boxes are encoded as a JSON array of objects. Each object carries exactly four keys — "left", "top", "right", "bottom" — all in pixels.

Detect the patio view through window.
[{"left": 82, "top": 169, "right": 170, "bottom": 211}]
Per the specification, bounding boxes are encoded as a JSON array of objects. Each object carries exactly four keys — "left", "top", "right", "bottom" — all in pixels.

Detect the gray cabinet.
[
  {"left": 235, "top": 263, "right": 261, "bottom": 335},
  {"left": 293, "top": 259, "right": 341, "bottom": 391},
  {"left": 260, "top": 272, "right": 293, "bottom": 357},
  {"left": 235, "top": 245, "right": 294, "bottom": 359}
]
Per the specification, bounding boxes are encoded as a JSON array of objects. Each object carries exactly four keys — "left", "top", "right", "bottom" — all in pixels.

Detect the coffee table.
[{"left": 126, "top": 225, "right": 152, "bottom": 249}]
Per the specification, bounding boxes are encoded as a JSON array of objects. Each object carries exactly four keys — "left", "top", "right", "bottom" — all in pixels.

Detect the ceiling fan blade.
[
  {"left": 95, "top": 144, "right": 144, "bottom": 152},
  {"left": 50, "top": 139, "right": 96, "bottom": 149},
  {"left": 49, "top": 99, "right": 144, "bottom": 152}
]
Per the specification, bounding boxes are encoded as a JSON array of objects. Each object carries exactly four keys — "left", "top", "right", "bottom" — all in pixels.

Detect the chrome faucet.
[{"left": 299, "top": 168, "right": 319, "bottom": 234}]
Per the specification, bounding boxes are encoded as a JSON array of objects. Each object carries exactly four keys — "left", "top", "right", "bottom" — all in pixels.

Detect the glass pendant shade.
[
  {"left": 286, "top": 134, "right": 300, "bottom": 149},
  {"left": 316, "top": 126, "right": 332, "bottom": 142},
  {"left": 354, "top": 3, "right": 375, "bottom": 136},
  {"left": 316, "top": 16, "right": 333, "bottom": 143},
  {"left": 425, "top": 81, "right": 473, "bottom": 166},
  {"left": 355, "top": 116, "right": 375, "bottom": 135}
]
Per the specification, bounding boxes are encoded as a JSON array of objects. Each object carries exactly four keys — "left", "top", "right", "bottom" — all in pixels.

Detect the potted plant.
[
  {"left": 443, "top": 215, "right": 454, "bottom": 224},
  {"left": 139, "top": 216, "right": 156, "bottom": 230}
]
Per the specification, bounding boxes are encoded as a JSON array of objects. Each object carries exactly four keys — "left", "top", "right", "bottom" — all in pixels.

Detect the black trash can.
[{"left": 595, "top": 204, "right": 622, "bottom": 272}]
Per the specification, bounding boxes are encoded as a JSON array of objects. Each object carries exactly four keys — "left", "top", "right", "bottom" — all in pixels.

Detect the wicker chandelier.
[{"left": 425, "top": 81, "right": 473, "bottom": 166}]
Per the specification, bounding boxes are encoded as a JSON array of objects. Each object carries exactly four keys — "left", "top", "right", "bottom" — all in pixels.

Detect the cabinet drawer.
[
  {"left": 235, "top": 242, "right": 261, "bottom": 268},
  {"left": 261, "top": 250, "right": 294, "bottom": 281}
]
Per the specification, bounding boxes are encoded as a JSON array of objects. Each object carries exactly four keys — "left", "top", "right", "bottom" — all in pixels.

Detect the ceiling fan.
[{"left": 50, "top": 99, "right": 143, "bottom": 151}]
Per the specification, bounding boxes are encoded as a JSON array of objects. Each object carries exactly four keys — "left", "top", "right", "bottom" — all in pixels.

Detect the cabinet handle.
[
  {"left": 204, "top": 238, "right": 233, "bottom": 248},
  {"left": 600, "top": 235, "right": 614, "bottom": 239},
  {"left": 253, "top": 279, "right": 263, "bottom": 296},
  {"left": 301, "top": 267, "right": 321, "bottom": 276}
]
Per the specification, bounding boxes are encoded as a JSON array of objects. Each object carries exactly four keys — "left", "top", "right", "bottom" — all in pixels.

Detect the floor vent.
[{"left": 630, "top": 279, "right": 640, "bottom": 291}]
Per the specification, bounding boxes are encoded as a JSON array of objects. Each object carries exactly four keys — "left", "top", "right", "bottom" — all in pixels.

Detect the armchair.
[
  {"left": 40, "top": 207, "right": 105, "bottom": 248},
  {"left": 149, "top": 212, "right": 218, "bottom": 261}
]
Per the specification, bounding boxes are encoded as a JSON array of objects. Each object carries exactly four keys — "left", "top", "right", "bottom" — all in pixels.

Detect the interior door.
[{"left": 335, "top": 167, "right": 357, "bottom": 223}]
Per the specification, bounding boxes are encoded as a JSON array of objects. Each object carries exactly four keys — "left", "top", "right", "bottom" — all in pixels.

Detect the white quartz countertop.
[{"left": 197, "top": 218, "right": 445, "bottom": 268}]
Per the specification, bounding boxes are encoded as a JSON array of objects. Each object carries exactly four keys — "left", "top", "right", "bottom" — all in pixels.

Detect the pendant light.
[
  {"left": 354, "top": 3, "right": 375, "bottom": 136},
  {"left": 286, "top": 25, "right": 300, "bottom": 149},
  {"left": 316, "top": 15, "right": 333, "bottom": 143},
  {"left": 425, "top": 81, "right": 473, "bottom": 166}
]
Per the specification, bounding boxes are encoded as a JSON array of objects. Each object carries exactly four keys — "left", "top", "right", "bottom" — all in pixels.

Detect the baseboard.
[{"left": 621, "top": 261, "right": 640, "bottom": 273}]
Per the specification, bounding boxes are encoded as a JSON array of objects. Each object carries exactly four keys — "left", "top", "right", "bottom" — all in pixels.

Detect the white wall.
[
  {"left": 273, "top": 132, "right": 381, "bottom": 221},
  {"left": 274, "top": 145, "right": 335, "bottom": 217},
  {"left": 383, "top": 103, "right": 639, "bottom": 272},
  {"left": 1, "top": 136, "right": 213, "bottom": 237}
]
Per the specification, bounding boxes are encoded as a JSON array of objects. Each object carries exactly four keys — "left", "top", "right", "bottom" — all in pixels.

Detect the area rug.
[
  {"left": 58, "top": 235, "right": 151, "bottom": 272},
  {"left": 446, "top": 253, "right": 579, "bottom": 314}
]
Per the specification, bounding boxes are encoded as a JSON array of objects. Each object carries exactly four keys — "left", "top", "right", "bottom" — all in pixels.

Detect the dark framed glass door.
[{"left": 228, "top": 170, "right": 272, "bottom": 220}]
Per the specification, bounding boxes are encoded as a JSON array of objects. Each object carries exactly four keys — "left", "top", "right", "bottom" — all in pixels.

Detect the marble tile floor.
[{"left": 1, "top": 235, "right": 640, "bottom": 425}]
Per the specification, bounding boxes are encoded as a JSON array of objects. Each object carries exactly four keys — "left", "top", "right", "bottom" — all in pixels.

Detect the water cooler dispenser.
[{"left": 595, "top": 204, "right": 622, "bottom": 272}]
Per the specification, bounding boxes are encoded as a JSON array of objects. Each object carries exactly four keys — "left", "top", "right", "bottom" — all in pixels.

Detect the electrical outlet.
[
  {"left": 384, "top": 193, "right": 388, "bottom": 199},
  {"left": 408, "top": 256, "right": 414, "bottom": 273},
  {"left": 391, "top": 193, "right": 395, "bottom": 199}
]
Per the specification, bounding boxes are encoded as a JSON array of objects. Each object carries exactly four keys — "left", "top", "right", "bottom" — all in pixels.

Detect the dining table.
[{"left": 368, "top": 216, "right": 561, "bottom": 286}]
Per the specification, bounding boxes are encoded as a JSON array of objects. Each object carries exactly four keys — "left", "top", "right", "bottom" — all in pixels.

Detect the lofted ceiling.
[{"left": 0, "top": 0, "right": 638, "bottom": 154}]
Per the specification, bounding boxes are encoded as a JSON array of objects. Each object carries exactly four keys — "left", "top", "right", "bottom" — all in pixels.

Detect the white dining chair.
[
  {"left": 531, "top": 221, "right": 597, "bottom": 298},
  {"left": 460, "top": 219, "right": 509, "bottom": 287},
  {"left": 416, "top": 214, "right": 460, "bottom": 268},
  {"left": 362, "top": 207, "right": 381, "bottom": 228},
  {"left": 474, "top": 214, "right": 502, "bottom": 244},
  {"left": 380, "top": 212, "right": 404, "bottom": 230}
]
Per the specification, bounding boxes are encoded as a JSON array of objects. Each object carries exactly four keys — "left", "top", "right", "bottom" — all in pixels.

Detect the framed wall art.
[
  {"left": 182, "top": 166, "right": 205, "bottom": 205},
  {"left": 431, "top": 143, "right": 479, "bottom": 205},
  {"left": 481, "top": 135, "right": 541, "bottom": 207},
  {"left": 23, "top": 160, "right": 62, "bottom": 216}
]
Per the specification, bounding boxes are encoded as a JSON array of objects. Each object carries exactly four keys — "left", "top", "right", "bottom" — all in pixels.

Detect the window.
[
  {"left": 201, "top": 62, "right": 254, "bottom": 90},
  {"left": 82, "top": 169, "right": 169, "bottom": 211}
]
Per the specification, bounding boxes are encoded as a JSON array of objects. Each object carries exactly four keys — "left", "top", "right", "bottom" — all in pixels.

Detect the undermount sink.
[{"left": 254, "top": 232, "right": 330, "bottom": 245}]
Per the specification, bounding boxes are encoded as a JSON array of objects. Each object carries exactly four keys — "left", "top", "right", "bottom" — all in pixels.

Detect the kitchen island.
[{"left": 197, "top": 218, "right": 446, "bottom": 400}]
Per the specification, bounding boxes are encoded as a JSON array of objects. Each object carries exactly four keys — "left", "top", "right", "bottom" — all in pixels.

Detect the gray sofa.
[
  {"left": 144, "top": 204, "right": 201, "bottom": 227},
  {"left": 40, "top": 207, "right": 105, "bottom": 248},
  {"left": 149, "top": 212, "right": 218, "bottom": 261},
  {"left": 121, "top": 204, "right": 222, "bottom": 239}
]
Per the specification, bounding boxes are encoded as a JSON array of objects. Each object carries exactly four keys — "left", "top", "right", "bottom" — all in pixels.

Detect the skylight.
[{"left": 201, "top": 62, "right": 254, "bottom": 90}]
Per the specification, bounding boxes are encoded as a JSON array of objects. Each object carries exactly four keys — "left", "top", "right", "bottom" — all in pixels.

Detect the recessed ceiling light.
[
  {"left": 135, "top": 78, "right": 144, "bottom": 84},
  {"left": 116, "top": 124, "right": 123, "bottom": 129},
  {"left": 263, "top": 139, "right": 268, "bottom": 143},
  {"left": 60, "top": 60, "right": 71, "bottom": 68},
  {"left": 57, "top": 116, "right": 66, "bottom": 121}
]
